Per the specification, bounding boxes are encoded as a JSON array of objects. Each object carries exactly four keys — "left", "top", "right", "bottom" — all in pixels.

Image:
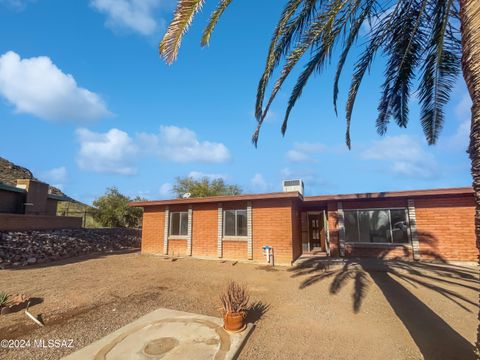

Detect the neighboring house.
[
  {"left": 130, "top": 182, "right": 476, "bottom": 265},
  {"left": 0, "top": 179, "right": 82, "bottom": 231}
]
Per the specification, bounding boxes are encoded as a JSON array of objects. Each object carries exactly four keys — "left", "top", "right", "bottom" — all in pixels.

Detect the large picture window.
[
  {"left": 224, "top": 209, "right": 247, "bottom": 237},
  {"left": 170, "top": 211, "right": 188, "bottom": 236},
  {"left": 344, "top": 208, "right": 409, "bottom": 244}
]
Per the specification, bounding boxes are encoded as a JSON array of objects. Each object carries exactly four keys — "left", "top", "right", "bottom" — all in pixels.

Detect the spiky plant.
[
  {"left": 219, "top": 281, "right": 250, "bottom": 314},
  {"left": 0, "top": 292, "right": 9, "bottom": 308},
  {"left": 160, "top": 1, "right": 480, "bottom": 356}
]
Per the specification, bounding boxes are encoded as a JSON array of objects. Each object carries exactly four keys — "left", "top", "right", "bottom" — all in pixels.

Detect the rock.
[{"left": 27, "top": 257, "right": 37, "bottom": 264}]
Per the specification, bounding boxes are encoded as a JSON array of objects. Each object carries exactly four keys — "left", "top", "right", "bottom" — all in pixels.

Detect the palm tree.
[{"left": 159, "top": 0, "right": 480, "bottom": 355}]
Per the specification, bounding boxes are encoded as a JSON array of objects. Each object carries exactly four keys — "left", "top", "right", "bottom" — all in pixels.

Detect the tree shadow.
[
  {"left": 245, "top": 301, "right": 269, "bottom": 324},
  {"left": 289, "top": 257, "right": 477, "bottom": 359}
]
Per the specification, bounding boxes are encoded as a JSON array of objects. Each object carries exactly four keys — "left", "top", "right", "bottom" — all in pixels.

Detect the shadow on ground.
[
  {"left": 245, "top": 301, "right": 269, "bottom": 324},
  {"left": 289, "top": 258, "right": 478, "bottom": 360}
]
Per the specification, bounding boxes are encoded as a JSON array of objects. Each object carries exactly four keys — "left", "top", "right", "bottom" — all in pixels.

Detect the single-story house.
[{"left": 130, "top": 183, "right": 476, "bottom": 265}]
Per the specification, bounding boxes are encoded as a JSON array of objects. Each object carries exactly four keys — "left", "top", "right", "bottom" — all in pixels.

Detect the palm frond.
[
  {"left": 160, "top": 0, "right": 205, "bottom": 64},
  {"left": 253, "top": 0, "right": 351, "bottom": 145},
  {"left": 418, "top": 0, "right": 459, "bottom": 144},
  {"left": 201, "top": 0, "right": 233, "bottom": 46},
  {"left": 345, "top": 2, "right": 402, "bottom": 148},
  {"left": 333, "top": 0, "right": 376, "bottom": 116},
  {"left": 376, "top": 0, "right": 428, "bottom": 136},
  {"left": 255, "top": 0, "right": 305, "bottom": 121}
]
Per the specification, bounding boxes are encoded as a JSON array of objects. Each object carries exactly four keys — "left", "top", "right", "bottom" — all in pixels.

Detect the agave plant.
[
  {"left": 219, "top": 281, "right": 250, "bottom": 314},
  {"left": 0, "top": 292, "right": 9, "bottom": 308}
]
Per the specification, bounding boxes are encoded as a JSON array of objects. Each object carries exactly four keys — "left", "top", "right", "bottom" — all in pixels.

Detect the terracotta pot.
[{"left": 223, "top": 312, "right": 245, "bottom": 332}]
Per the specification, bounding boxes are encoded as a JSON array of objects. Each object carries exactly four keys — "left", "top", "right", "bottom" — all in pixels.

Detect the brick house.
[{"left": 130, "top": 185, "right": 476, "bottom": 265}]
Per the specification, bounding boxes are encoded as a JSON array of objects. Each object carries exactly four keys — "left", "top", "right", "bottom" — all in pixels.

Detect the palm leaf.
[
  {"left": 253, "top": 0, "right": 351, "bottom": 145},
  {"left": 255, "top": 0, "right": 305, "bottom": 120},
  {"left": 201, "top": 0, "right": 233, "bottom": 46},
  {"left": 333, "top": 0, "right": 376, "bottom": 116},
  {"left": 418, "top": 0, "right": 459, "bottom": 144},
  {"left": 160, "top": 0, "right": 205, "bottom": 64}
]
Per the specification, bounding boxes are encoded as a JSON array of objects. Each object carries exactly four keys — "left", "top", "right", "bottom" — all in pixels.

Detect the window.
[
  {"left": 224, "top": 209, "right": 248, "bottom": 237},
  {"left": 344, "top": 208, "right": 409, "bottom": 244},
  {"left": 170, "top": 212, "right": 188, "bottom": 236}
]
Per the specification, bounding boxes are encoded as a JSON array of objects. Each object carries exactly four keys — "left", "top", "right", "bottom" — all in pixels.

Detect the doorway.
[{"left": 301, "top": 211, "right": 329, "bottom": 254}]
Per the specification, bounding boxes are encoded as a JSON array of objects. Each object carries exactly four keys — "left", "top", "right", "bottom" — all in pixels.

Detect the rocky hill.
[{"left": 0, "top": 156, "right": 65, "bottom": 196}]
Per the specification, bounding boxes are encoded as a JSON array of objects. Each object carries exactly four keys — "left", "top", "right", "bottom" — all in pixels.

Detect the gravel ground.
[{"left": 0, "top": 252, "right": 477, "bottom": 360}]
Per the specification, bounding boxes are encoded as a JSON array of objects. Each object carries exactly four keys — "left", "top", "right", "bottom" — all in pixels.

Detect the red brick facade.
[{"left": 135, "top": 188, "right": 477, "bottom": 264}]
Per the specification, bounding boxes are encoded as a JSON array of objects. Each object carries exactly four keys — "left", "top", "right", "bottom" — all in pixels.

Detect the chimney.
[{"left": 16, "top": 179, "right": 49, "bottom": 215}]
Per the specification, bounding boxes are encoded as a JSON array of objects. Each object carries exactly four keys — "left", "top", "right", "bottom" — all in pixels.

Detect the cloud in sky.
[
  {"left": 188, "top": 171, "right": 226, "bottom": 180},
  {"left": 286, "top": 142, "right": 327, "bottom": 163},
  {"left": 159, "top": 182, "right": 173, "bottom": 197},
  {"left": 76, "top": 125, "right": 231, "bottom": 175},
  {"left": 90, "top": 0, "right": 166, "bottom": 35},
  {"left": 0, "top": 0, "right": 34, "bottom": 10},
  {"left": 250, "top": 173, "right": 270, "bottom": 192},
  {"left": 138, "top": 125, "right": 231, "bottom": 163},
  {"left": 361, "top": 135, "right": 439, "bottom": 179},
  {"left": 0, "top": 51, "right": 111, "bottom": 123},
  {"left": 76, "top": 128, "right": 138, "bottom": 175},
  {"left": 40, "top": 166, "right": 68, "bottom": 190},
  {"left": 41, "top": 166, "right": 68, "bottom": 183}
]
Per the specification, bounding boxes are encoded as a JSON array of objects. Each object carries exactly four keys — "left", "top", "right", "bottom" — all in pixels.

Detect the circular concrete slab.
[{"left": 62, "top": 308, "right": 253, "bottom": 360}]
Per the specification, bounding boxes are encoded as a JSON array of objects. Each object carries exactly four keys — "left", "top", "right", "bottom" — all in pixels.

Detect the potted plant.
[{"left": 220, "top": 281, "right": 249, "bottom": 332}]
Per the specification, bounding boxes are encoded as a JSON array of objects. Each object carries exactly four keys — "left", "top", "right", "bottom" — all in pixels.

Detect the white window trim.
[
  {"left": 344, "top": 207, "right": 411, "bottom": 245},
  {"left": 169, "top": 211, "right": 189, "bottom": 237},
  {"left": 223, "top": 209, "right": 248, "bottom": 238}
]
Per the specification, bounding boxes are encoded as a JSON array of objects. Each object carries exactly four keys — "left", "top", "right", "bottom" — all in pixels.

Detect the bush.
[{"left": 93, "top": 187, "right": 143, "bottom": 228}]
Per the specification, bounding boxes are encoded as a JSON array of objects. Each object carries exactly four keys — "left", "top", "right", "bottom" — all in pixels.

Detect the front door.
[{"left": 308, "top": 214, "right": 322, "bottom": 250}]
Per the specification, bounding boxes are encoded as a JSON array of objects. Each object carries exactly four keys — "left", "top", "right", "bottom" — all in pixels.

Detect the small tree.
[
  {"left": 172, "top": 176, "right": 242, "bottom": 198},
  {"left": 93, "top": 187, "right": 143, "bottom": 228}
]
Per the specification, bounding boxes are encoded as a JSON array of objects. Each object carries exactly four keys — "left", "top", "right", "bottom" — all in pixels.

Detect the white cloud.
[
  {"left": 251, "top": 173, "right": 269, "bottom": 193},
  {"left": 41, "top": 166, "right": 68, "bottom": 184},
  {"left": 137, "top": 125, "right": 231, "bottom": 163},
  {"left": 90, "top": 0, "right": 165, "bottom": 35},
  {"left": 0, "top": 51, "right": 110, "bottom": 122},
  {"left": 76, "top": 128, "right": 138, "bottom": 175},
  {"left": 361, "top": 135, "right": 438, "bottom": 179},
  {"left": 286, "top": 142, "right": 326, "bottom": 163},
  {"left": 0, "top": 0, "right": 34, "bottom": 10},
  {"left": 159, "top": 182, "right": 173, "bottom": 197},
  {"left": 188, "top": 171, "right": 226, "bottom": 181}
]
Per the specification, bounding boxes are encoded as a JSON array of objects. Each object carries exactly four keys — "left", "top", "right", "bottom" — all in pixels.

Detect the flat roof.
[{"left": 129, "top": 187, "right": 473, "bottom": 207}]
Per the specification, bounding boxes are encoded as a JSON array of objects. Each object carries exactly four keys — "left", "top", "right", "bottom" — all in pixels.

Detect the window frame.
[
  {"left": 169, "top": 211, "right": 189, "bottom": 237},
  {"left": 223, "top": 209, "right": 248, "bottom": 239},
  {"left": 343, "top": 207, "right": 411, "bottom": 245}
]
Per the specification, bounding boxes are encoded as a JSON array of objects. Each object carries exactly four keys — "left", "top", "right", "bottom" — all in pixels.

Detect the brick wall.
[
  {"left": 326, "top": 195, "right": 476, "bottom": 261},
  {"left": 0, "top": 189, "right": 24, "bottom": 214},
  {"left": 141, "top": 206, "right": 165, "bottom": 253},
  {"left": 191, "top": 203, "right": 218, "bottom": 257},
  {"left": 0, "top": 213, "right": 82, "bottom": 231},
  {"left": 222, "top": 240, "right": 248, "bottom": 259},
  {"left": 252, "top": 199, "right": 294, "bottom": 265},
  {"left": 168, "top": 239, "right": 187, "bottom": 256},
  {"left": 415, "top": 195, "right": 476, "bottom": 261},
  {"left": 291, "top": 200, "right": 302, "bottom": 262}
]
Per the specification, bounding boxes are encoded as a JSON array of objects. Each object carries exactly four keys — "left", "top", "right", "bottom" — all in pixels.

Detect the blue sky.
[{"left": 0, "top": 0, "right": 472, "bottom": 204}]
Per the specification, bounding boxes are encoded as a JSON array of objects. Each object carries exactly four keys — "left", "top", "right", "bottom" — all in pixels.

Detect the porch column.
[
  {"left": 187, "top": 205, "right": 193, "bottom": 256},
  {"left": 337, "top": 202, "right": 346, "bottom": 257},
  {"left": 163, "top": 205, "right": 170, "bottom": 255},
  {"left": 217, "top": 203, "right": 223, "bottom": 258},
  {"left": 247, "top": 201, "right": 253, "bottom": 260},
  {"left": 407, "top": 199, "right": 420, "bottom": 260}
]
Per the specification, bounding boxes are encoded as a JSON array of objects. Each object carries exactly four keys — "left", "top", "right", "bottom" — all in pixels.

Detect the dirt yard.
[{"left": 0, "top": 252, "right": 477, "bottom": 360}]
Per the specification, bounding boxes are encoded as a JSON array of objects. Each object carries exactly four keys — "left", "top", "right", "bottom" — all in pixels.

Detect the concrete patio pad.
[{"left": 62, "top": 308, "right": 254, "bottom": 360}]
